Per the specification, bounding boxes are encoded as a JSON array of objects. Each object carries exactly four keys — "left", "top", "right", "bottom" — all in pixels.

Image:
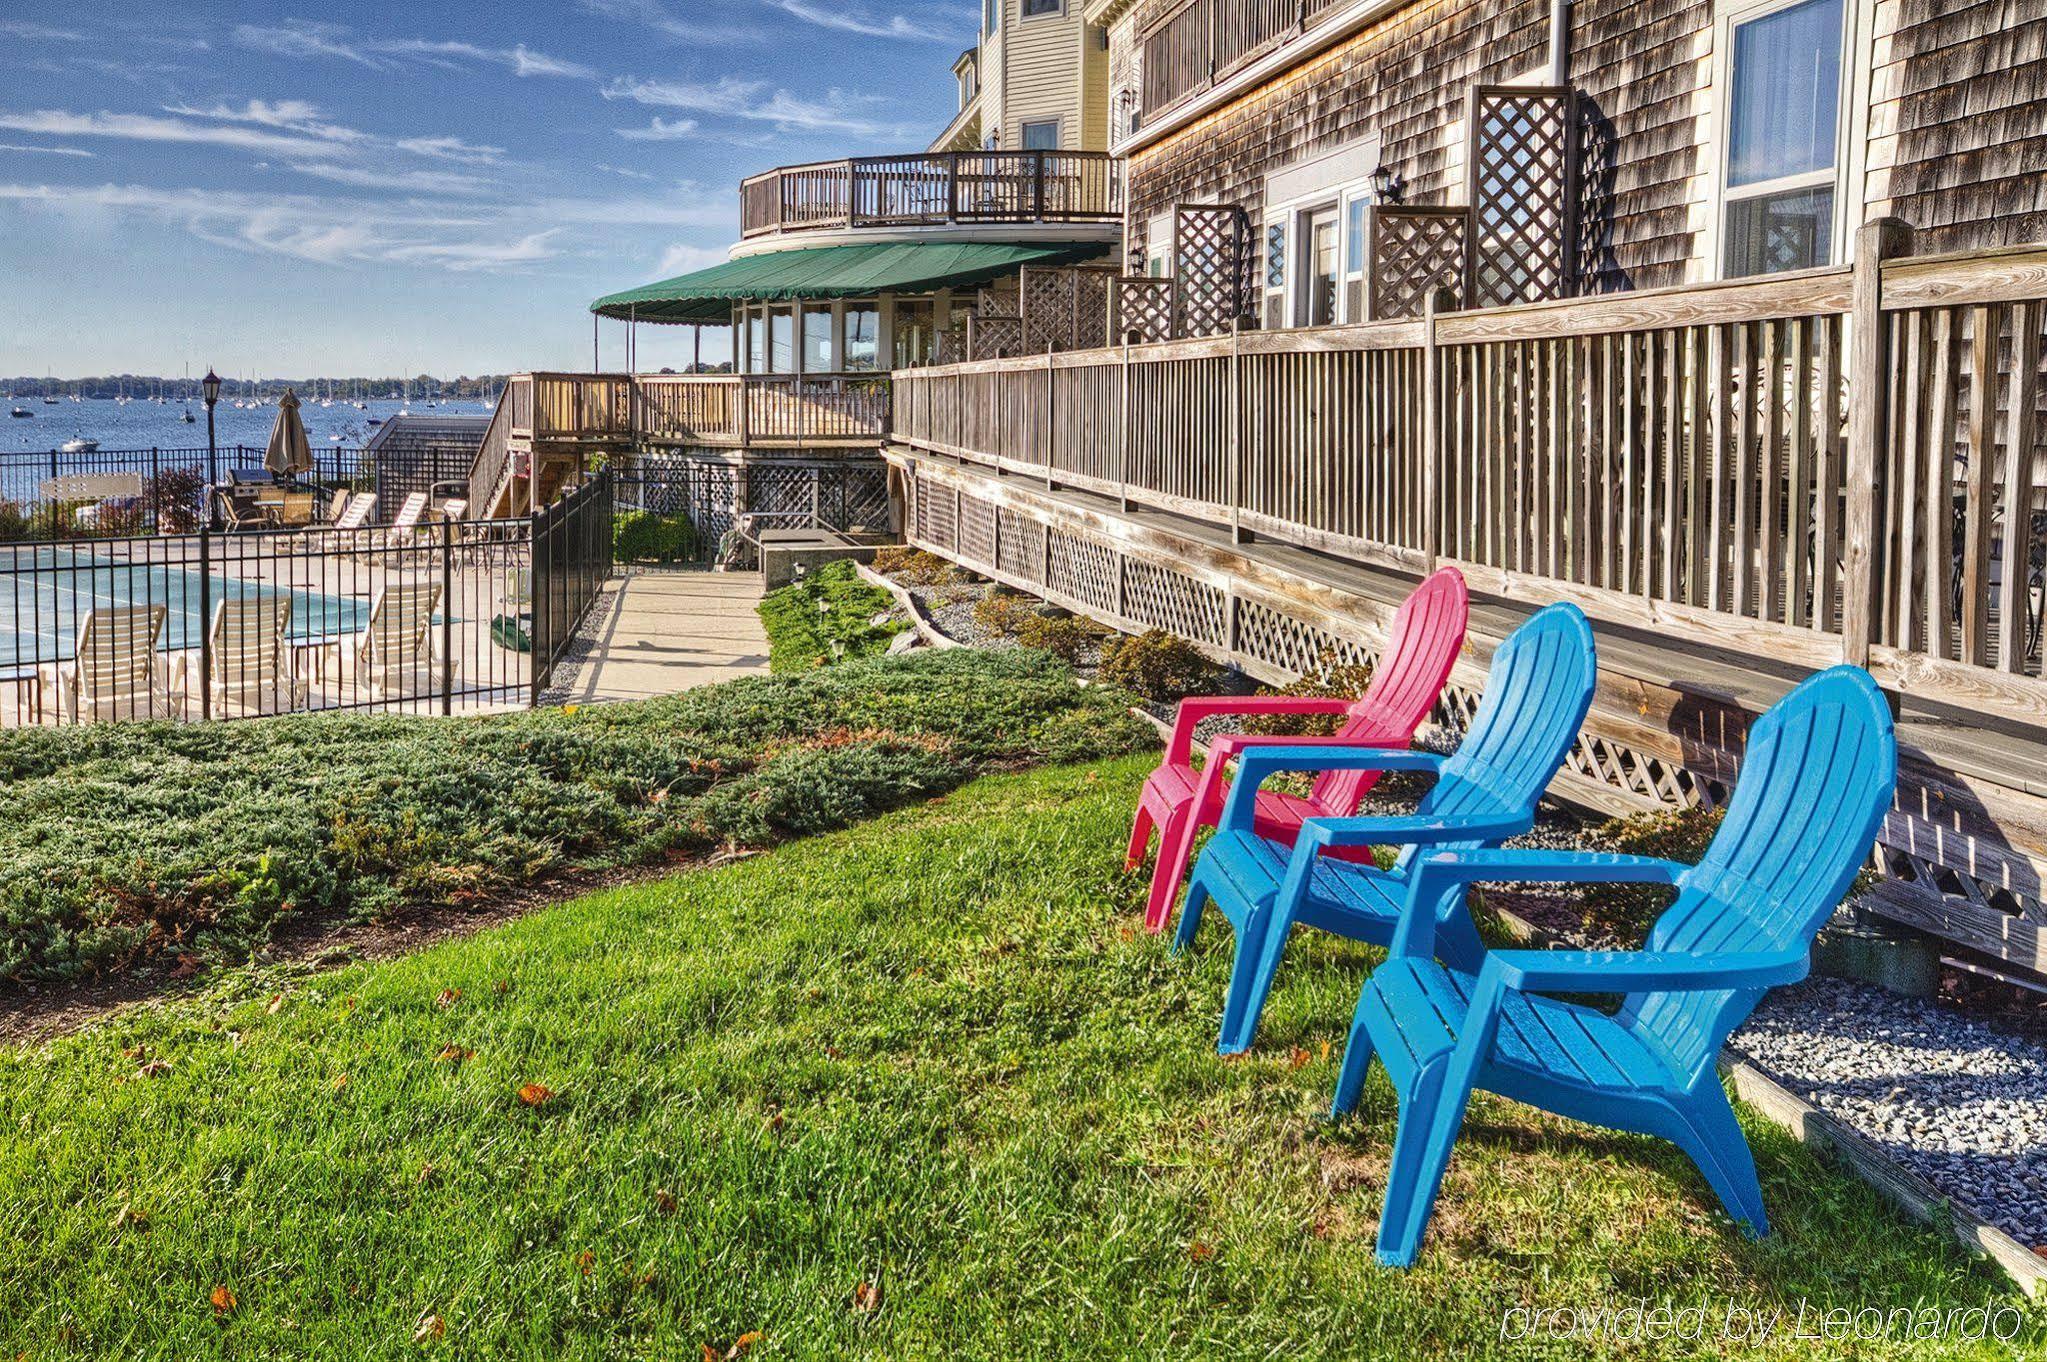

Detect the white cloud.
[
  {"left": 616, "top": 117, "right": 700, "bottom": 142},
  {"left": 768, "top": 0, "right": 967, "bottom": 43},
  {"left": 394, "top": 135, "right": 506, "bottom": 166},
  {"left": 656, "top": 242, "right": 725, "bottom": 275},
  {"left": 367, "top": 38, "right": 595, "bottom": 79},
  {"left": 286, "top": 162, "right": 496, "bottom": 196},
  {"left": 0, "top": 180, "right": 561, "bottom": 273},
  {"left": 0, "top": 109, "right": 337, "bottom": 158},
  {"left": 0, "top": 143, "right": 94, "bottom": 158},
  {"left": 596, "top": 163, "right": 657, "bottom": 181},
  {"left": 603, "top": 76, "right": 909, "bottom": 139},
  {"left": 575, "top": 0, "right": 761, "bottom": 44},
  {"left": 232, "top": 20, "right": 381, "bottom": 68},
  {"left": 0, "top": 20, "right": 84, "bottom": 42}
]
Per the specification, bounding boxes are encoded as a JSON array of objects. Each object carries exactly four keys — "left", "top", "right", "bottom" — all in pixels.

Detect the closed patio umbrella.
[{"left": 264, "top": 389, "right": 314, "bottom": 479}]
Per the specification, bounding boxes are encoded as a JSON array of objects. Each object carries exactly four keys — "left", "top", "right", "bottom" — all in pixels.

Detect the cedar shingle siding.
[
  {"left": 1118, "top": 0, "right": 2044, "bottom": 300},
  {"left": 1876, "top": 0, "right": 2047, "bottom": 250}
]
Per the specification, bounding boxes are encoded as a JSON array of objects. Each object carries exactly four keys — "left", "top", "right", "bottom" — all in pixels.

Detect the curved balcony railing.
[{"left": 739, "top": 151, "right": 1122, "bottom": 239}]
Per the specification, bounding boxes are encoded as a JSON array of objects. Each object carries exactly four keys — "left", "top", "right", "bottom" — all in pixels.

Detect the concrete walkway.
[{"left": 553, "top": 568, "right": 770, "bottom": 704}]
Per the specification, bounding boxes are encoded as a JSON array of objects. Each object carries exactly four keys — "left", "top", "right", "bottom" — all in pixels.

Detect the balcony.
[{"left": 738, "top": 151, "right": 1123, "bottom": 241}]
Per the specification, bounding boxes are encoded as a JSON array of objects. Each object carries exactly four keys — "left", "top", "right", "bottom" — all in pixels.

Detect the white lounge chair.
[
  {"left": 340, "top": 581, "right": 456, "bottom": 700},
  {"left": 189, "top": 595, "right": 305, "bottom": 718},
  {"left": 36, "top": 604, "right": 175, "bottom": 723},
  {"left": 333, "top": 491, "right": 378, "bottom": 530}
]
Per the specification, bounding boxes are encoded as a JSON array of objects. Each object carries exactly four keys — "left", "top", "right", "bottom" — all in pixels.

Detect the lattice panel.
[
  {"left": 1048, "top": 531, "right": 1120, "bottom": 614},
  {"left": 996, "top": 508, "right": 1046, "bottom": 585},
  {"left": 914, "top": 480, "right": 957, "bottom": 550},
  {"left": 958, "top": 493, "right": 996, "bottom": 567},
  {"left": 1122, "top": 558, "right": 1227, "bottom": 646},
  {"left": 1467, "top": 85, "right": 1575, "bottom": 309},
  {"left": 1369, "top": 207, "right": 1468, "bottom": 319},
  {"left": 968, "top": 315, "right": 1024, "bottom": 362},
  {"left": 1018, "top": 266, "right": 1121, "bottom": 354},
  {"left": 1072, "top": 270, "right": 1112, "bottom": 350},
  {"left": 1113, "top": 277, "right": 1174, "bottom": 344},
  {"left": 747, "top": 465, "right": 816, "bottom": 518},
  {"left": 817, "top": 465, "right": 891, "bottom": 533},
  {"left": 1235, "top": 599, "right": 1372, "bottom": 679},
  {"left": 1173, "top": 204, "right": 1248, "bottom": 339}
]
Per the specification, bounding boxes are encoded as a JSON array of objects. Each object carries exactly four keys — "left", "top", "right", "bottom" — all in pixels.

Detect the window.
[
  {"left": 843, "top": 304, "right": 880, "bottom": 371},
  {"left": 769, "top": 307, "right": 795, "bottom": 374},
  {"left": 983, "top": 0, "right": 999, "bottom": 34},
  {"left": 893, "top": 299, "right": 937, "bottom": 369},
  {"left": 1022, "top": 0, "right": 1062, "bottom": 15},
  {"left": 801, "top": 305, "right": 835, "bottom": 373},
  {"left": 1721, "top": 0, "right": 1845, "bottom": 276},
  {"left": 1302, "top": 208, "right": 1340, "bottom": 327},
  {"left": 1344, "top": 197, "right": 1369, "bottom": 321},
  {"left": 1263, "top": 219, "right": 1287, "bottom": 329},
  {"left": 745, "top": 309, "right": 766, "bottom": 373},
  {"left": 1021, "top": 120, "right": 1060, "bottom": 150}
]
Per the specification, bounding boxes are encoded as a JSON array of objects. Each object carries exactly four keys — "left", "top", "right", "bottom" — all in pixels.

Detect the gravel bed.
[{"left": 1738, "top": 975, "right": 2047, "bottom": 1246}]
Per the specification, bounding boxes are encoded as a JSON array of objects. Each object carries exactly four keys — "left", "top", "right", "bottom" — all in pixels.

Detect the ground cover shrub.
[
  {"left": 1239, "top": 654, "right": 1377, "bottom": 737},
  {"left": 613, "top": 509, "right": 700, "bottom": 564},
  {"left": 972, "top": 590, "right": 1111, "bottom": 664},
  {"left": 1098, "top": 630, "right": 1228, "bottom": 703},
  {"left": 0, "top": 649, "right": 1151, "bottom": 984},
  {"left": 871, "top": 545, "right": 965, "bottom": 586},
  {"left": 1580, "top": 802, "right": 1725, "bottom": 939},
  {"left": 756, "top": 560, "right": 906, "bottom": 673}
]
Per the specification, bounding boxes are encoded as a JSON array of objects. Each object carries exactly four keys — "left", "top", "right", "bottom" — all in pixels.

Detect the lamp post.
[{"left": 201, "top": 368, "right": 222, "bottom": 486}]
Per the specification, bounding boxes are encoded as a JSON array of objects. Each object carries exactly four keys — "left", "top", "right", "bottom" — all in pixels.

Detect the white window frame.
[
  {"left": 1706, "top": 0, "right": 1861, "bottom": 279},
  {"left": 1019, "top": 117, "right": 1063, "bottom": 151},
  {"left": 1261, "top": 179, "right": 1379, "bottom": 328},
  {"left": 1145, "top": 211, "right": 1173, "bottom": 278},
  {"left": 1020, "top": 0, "right": 1065, "bottom": 17}
]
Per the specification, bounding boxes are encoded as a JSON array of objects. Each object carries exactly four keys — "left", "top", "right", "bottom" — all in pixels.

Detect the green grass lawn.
[{"left": 0, "top": 755, "right": 2032, "bottom": 1358}]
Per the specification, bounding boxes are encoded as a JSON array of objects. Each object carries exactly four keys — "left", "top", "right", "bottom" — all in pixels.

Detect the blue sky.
[{"left": 0, "top": 1, "right": 971, "bottom": 377}]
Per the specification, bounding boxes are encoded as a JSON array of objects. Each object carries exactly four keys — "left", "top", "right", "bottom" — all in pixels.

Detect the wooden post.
[
  {"left": 1044, "top": 347, "right": 1058, "bottom": 495},
  {"left": 1841, "top": 218, "right": 1911, "bottom": 667},
  {"left": 1422, "top": 286, "right": 1452, "bottom": 570},
  {"left": 1119, "top": 338, "right": 1133, "bottom": 513},
  {"left": 1229, "top": 318, "right": 1244, "bottom": 544}
]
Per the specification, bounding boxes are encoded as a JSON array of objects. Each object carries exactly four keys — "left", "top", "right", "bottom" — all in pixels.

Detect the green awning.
[{"left": 590, "top": 241, "right": 1114, "bottom": 323}]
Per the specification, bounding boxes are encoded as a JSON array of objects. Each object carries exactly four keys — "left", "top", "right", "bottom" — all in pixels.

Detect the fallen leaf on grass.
[
  {"left": 135, "top": 1059, "right": 173, "bottom": 1079},
  {"left": 433, "top": 988, "right": 462, "bottom": 1010},
  {"left": 210, "top": 1285, "right": 237, "bottom": 1315},
  {"left": 412, "top": 1310, "right": 446, "bottom": 1342},
  {"left": 653, "top": 1188, "right": 678, "bottom": 1216},
  {"left": 516, "top": 1083, "right": 553, "bottom": 1107},
  {"left": 265, "top": 994, "right": 286, "bottom": 1015},
  {"left": 851, "top": 1281, "right": 882, "bottom": 1313},
  {"left": 1189, "top": 1241, "right": 1216, "bottom": 1263},
  {"left": 492, "top": 980, "right": 512, "bottom": 995},
  {"left": 170, "top": 955, "right": 199, "bottom": 979},
  {"left": 575, "top": 1251, "right": 595, "bottom": 1277},
  {"left": 332, "top": 1073, "right": 350, "bottom": 1093},
  {"left": 1287, "top": 1046, "right": 1312, "bottom": 1069},
  {"left": 434, "top": 1045, "right": 473, "bottom": 1065},
  {"left": 110, "top": 1203, "right": 148, "bottom": 1232},
  {"left": 705, "top": 1332, "right": 763, "bottom": 1361},
  {"left": 415, "top": 1163, "right": 438, "bottom": 1186}
]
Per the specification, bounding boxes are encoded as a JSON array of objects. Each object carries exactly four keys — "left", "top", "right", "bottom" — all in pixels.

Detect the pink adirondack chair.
[{"left": 1125, "top": 567, "right": 1469, "bottom": 933}]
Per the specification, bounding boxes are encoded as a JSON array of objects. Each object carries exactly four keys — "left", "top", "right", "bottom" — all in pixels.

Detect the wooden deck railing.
[
  {"left": 739, "top": 151, "right": 1122, "bottom": 238},
  {"left": 891, "top": 227, "right": 2047, "bottom": 724},
  {"left": 1139, "top": 0, "right": 1349, "bottom": 123},
  {"left": 497, "top": 373, "right": 891, "bottom": 452}
]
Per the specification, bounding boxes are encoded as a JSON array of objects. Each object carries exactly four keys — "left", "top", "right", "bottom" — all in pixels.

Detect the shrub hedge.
[
  {"left": 756, "top": 559, "right": 906, "bottom": 673},
  {"left": 0, "top": 649, "right": 1152, "bottom": 983},
  {"left": 613, "top": 509, "right": 700, "bottom": 564}
]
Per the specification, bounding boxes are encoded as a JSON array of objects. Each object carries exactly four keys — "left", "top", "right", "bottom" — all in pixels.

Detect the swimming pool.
[{"left": 0, "top": 544, "right": 373, "bottom": 672}]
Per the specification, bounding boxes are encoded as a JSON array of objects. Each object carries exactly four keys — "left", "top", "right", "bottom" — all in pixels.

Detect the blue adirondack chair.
[
  {"left": 1178, "top": 602, "right": 1598, "bottom": 1056},
  {"left": 1338, "top": 665, "right": 1897, "bottom": 1267}
]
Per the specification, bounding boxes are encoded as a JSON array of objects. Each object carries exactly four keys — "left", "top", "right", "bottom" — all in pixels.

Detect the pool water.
[{"left": 0, "top": 545, "right": 374, "bottom": 672}]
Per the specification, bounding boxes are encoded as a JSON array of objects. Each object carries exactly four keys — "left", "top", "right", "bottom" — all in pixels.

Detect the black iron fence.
[
  {"left": 0, "top": 470, "right": 614, "bottom": 727},
  {"left": 530, "top": 468, "right": 615, "bottom": 701},
  {"left": 0, "top": 445, "right": 422, "bottom": 540}
]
